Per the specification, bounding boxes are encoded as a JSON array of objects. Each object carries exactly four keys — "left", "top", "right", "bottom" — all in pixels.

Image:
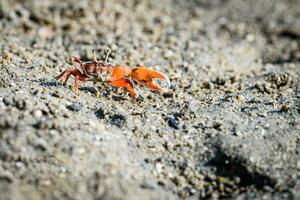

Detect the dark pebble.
[
  {"left": 140, "top": 180, "right": 157, "bottom": 190},
  {"left": 35, "top": 140, "right": 48, "bottom": 152},
  {"left": 136, "top": 95, "right": 144, "bottom": 103},
  {"left": 203, "top": 81, "right": 214, "bottom": 90},
  {"left": 16, "top": 99, "right": 27, "bottom": 110},
  {"left": 0, "top": 173, "right": 13, "bottom": 183},
  {"left": 281, "top": 105, "right": 290, "bottom": 113},
  {"left": 33, "top": 120, "right": 47, "bottom": 129},
  {"left": 168, "top": 117, "right": 179, "bottom": 129},
  {"left": 110, "top": 114, "right": 126, "bottom": 128},
  {"left": 95, "top": 108, "right": 105, "bottom": 119},
  {"left": 213, "top": 121, "right": 223, "bottom": 131},
  {"left": 163, "top": 92, "right": 173, "bottom": 98},
  {"left": 51, "top": 92, "right": 61, "bottom": 98},
  {"left": 3, "top": 97, "right": 13, "bottom": 106},
  {"left": 66, "top": 103, "right": 82, "bottom": 112}
]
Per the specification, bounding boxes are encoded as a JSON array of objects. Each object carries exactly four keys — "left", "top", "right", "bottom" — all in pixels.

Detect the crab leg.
[
  {"left": 56, "top": 69, "right": 83, "bottom": 84},
  {"left": 72, "top": 56, "right": 82, "bottom": 65},
  {"left": 73, "top": 75, "right": 89, "bottom": 93},
  {"left": 107, "top": 77, "right": 135, "bottom": 100},
  {"left": 56, "top": 69, "right": 88, "bottom": 93},
  {"left": 130, "top": 67, "right": 170, "bottom": 91}
]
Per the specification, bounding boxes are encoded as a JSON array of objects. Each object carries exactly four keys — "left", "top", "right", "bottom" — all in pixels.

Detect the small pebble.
[
  {"left": 15, "top": 99, "right": 26, "bottom": 110},
  {"left": 3, "top": 97, "right": 13, "bottom": 106},
  {"left": 281, "top": 105, "right": 290, "bottom": 112},
  {"left": 35, "top": 139, "right": 48, "bottom": 151},
  {"left": 230, "top": 74, "right": 240, "bottom": 83},
  {"left": 110, "top": 114, "right": 126, "bottom": 128},
  {"left": 297, "top": 160, "right": 300, "bottom": 169},
  {"left": 213, "top": 121, "right": 223, "bottom": 130},
  {"left": 236, "top": 95, "right": 245, "bottom": 102},
  {"left": 32, "top": 109, "right": 43, "bottom": 119},
  {"left": 0, "top": 116, "right": 8, "bottom": 129},
  {"left": 140, "top": 182, "right": 157, "bottom": 190},
  {"left": 76, "top": 147, "right": 86, "bottom": 154},
  {"left": 203, "top": 81, "right": 214, "bottom": 90},
  {"left": 15, "top": 161, "right": 24, "bottom": 168},
  {"left": 66, "top": 103, "right": 82, "bottom": 112},
  {"left": 168, "top": 117, "right": 179, "bottom": 129},
  {"left": 0, "top": 171, "right": 13, "bottom": 183},
  {"left": 255, "top": 82, "right": 263, "bottom": 90},
  {"left": 95, "top": 108, "right": 105, "bottom": 119},
  {"left": 40, "top": 179, "right": 52, "bottom": 186},
  {"left": 173, "top": 175, "right": 185, "bottom": 186}
]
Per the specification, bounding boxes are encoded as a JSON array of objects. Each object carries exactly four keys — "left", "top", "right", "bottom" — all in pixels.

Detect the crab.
[{"left": 56, "top": 50, "right": 170, "bottom": 100}]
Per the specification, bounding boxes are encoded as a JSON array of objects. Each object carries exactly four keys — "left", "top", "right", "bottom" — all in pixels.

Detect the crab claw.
[
  {"left": 109, "top": 66, "right": 132, "bottom": 80},
  {"left": 108, "top": 77, "right": 135, "bottom": 100},
  {"left": 107, "top": 66, "right": 135, "bottom": 100},
  {"left": 130, "top": 67, "right": 170, "bottom": 91},
  {"left": 72, "top": 56, "right": 82, "bottom": 65}
]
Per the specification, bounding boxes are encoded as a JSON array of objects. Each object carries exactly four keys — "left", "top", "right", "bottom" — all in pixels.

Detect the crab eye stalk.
[
  {"left": 104, "top": 48, "right": 111, "bottom": 63},
  {"left": 93, "top": 50, "right": 98, "bottom": 62}
]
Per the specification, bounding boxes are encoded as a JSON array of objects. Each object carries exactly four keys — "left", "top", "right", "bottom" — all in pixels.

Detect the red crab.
[{"left": 56, "top": 51, "right": 170, "bottom": 100}]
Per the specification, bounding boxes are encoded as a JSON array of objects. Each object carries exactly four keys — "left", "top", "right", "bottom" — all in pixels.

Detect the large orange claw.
[
  {"left": 130, "top": 67, "right": 170, "bottom": 91},
  {"left": 108, "top": 66, "right": 132, "bottom": 81},
  {"left": 107, "top": 66, "right": 135, "bottom": 100}
]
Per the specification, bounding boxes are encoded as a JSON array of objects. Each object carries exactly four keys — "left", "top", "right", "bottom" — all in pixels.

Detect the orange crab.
[{"left": 56, "top": 51, "right": 170, "bottom": 100}]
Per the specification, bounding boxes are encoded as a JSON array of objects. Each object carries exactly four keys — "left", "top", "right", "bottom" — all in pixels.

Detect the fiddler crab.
[{"left": 56, "top": 50, "right": 170, "bottom": 101}]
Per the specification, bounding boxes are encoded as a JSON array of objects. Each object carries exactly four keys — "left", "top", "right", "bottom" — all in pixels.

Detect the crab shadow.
[
  {"left": 39, "top": 80, "right": 131, "bottom": 100},
  {"left": 80, "top": 87, "right": 98, "bottom": 94},
  {"left": 40, "top": 81, "right": 98, "bottom": 94},
  {"left": 40, "top": 81, "right": 61, "bottom": 87},
  {"left": 111, "top": 95, "right": 129, "bottom": 101}
]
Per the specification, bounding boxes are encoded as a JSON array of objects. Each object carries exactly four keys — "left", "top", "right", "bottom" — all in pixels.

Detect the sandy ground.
[{"left": 0, "top": 0, "right": 300, "bottom": 199}]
